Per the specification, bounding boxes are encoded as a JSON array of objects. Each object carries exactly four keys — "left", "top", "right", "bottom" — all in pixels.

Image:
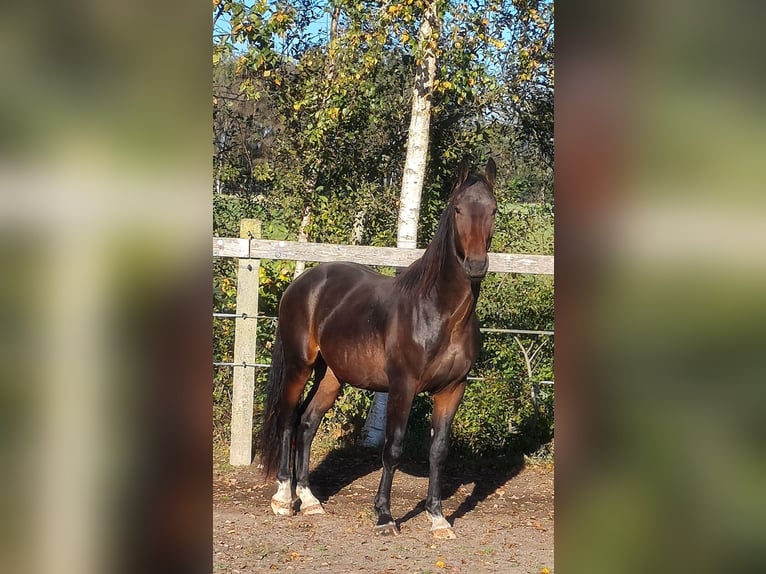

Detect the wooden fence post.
[{"left": 229, "top": 219, "right": 261, "bottom": 466}]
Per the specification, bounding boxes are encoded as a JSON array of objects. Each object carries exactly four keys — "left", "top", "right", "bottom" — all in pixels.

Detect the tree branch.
[{"left": 213, "top": 2, "right": 226, "bottom": 27}]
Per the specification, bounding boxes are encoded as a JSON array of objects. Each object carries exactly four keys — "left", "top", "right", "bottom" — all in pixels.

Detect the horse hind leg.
[
  {"left": 271, "top": 479, "right": 296, "bottom": 516},
  {"left": 294, "top": 362, "right": 341, "bottom": 515},
  {"left": 264, "top": 308, "right": 322, "bottom": 517},
  {"left": 269, "top": 360, "right": 315, "bottom": 516}
]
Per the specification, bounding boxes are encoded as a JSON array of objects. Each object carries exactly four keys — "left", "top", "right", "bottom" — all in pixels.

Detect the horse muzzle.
[{"left": 463, "top": 257, "right": 489, "bottom": 279}]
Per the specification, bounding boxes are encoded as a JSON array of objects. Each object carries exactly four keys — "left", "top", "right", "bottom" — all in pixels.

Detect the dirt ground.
[{"left": 214, "top": 447, "right": 554, "bottom": 574}]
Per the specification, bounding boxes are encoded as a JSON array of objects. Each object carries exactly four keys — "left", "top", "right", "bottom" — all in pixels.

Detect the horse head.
[{"left": 451, "top": 158, "right": 497, "bottom": 279}]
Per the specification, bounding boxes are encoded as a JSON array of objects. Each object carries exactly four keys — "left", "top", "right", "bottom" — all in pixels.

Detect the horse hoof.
[
  {"left": 300, "top": 503, "right": 325, "bottom": 515},
  {"left": 270, "top": 498, "right": 295, "bottom": 516},
  {"left": 432, "top": 527, "right": 457, "bottom": 540},
  {"left": 374, "top": 522, "right": 400, "bottom": 536}
]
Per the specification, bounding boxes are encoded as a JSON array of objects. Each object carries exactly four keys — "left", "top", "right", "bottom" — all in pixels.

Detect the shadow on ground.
[{"left": 307, "top": 445, "right": 525, "bottom": 528}]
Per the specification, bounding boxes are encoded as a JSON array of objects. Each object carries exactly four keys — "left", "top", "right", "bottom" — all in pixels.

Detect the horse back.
[
  {"left": 278, "top": 261, "right": 479, "bottom": 393},
  {"left": 279, "top": 262, "right": 393, "bottom": 389}
]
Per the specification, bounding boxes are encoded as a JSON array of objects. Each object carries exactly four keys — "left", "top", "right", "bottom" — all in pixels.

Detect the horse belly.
[{"left": 318, "top": 337, "right": 389, "bottom": 391}]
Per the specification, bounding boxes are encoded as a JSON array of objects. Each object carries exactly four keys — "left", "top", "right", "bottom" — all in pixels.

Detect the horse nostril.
[{"left": 464, "top": 257, "right": 489, "bottom": 278}]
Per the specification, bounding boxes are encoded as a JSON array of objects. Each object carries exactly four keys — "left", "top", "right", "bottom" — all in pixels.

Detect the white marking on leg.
[
  {"left": 296, "top": 484, "right": 325, "bottom": 514},
  {"left": 275, "top": 480, "right": 293, "bottom": 503},
  {"left": 430, "top": 514, "right": 452, "bottom": 531},
  {"left": 270, "top": 480, "right": 295, "bottom": 516},
  {"left": 426, "top": 510, "right": 456, "bottom": 537}
]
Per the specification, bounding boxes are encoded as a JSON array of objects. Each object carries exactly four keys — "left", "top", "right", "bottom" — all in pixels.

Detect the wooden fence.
[{"left": 214, "top": 219, "right": 554, "bottom": 466}]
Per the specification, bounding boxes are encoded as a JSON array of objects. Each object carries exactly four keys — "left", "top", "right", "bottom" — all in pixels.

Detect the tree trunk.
[
  {"left": 396, "top": 0, "right": 438, "bottom": 250},
  {"left": 214, "top": 132, "right": 226, "bottom": 195},
  {"left": 293, "top": 199, "right": 312, "bottom": 278},
  {"left": 350, "top": 205, "right": 366, "bottom": 245},
  {"left": 363, "top": 1, "right": 439, "bottom": 448}
]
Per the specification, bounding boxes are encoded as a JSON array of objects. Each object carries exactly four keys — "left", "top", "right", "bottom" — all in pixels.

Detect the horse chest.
[{"left": 420, "top": 330, "right": 477, "bottom": 390}]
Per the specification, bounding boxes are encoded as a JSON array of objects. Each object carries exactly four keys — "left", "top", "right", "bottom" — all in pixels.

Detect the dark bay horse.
[{"left": 259, "top": 159, "right": 497, "bottom": 539}]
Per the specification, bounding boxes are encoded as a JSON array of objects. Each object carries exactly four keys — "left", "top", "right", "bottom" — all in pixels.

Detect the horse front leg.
[
  {"left": 425, "top": 381, "right": 466, "bottom": 539},
  {"left": 373, "top": 383, "right": 415, "bottom": 536}
]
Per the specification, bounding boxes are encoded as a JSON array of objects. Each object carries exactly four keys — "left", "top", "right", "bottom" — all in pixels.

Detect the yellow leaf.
[
  {"left": 539, "top": 568, "right": 550, "bottom": 574},
  {"left": 436, "top": 559, "right": 446, "bottom": 568}
]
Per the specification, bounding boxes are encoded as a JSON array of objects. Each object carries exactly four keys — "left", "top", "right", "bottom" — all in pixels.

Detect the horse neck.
[
  {"left": 396, "top": 212, "right": 480, "bottom": 317},
  {"left": 430, "top": 251, "right": 480, "bottom": 322}
]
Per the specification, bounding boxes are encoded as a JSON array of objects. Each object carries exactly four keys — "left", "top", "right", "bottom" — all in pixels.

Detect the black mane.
[
  {"left": 395, "top": 171, "right": 493, "bottom": 296},
  {"left": 394, "top": 196, "right": 456, "bottom": 297}
]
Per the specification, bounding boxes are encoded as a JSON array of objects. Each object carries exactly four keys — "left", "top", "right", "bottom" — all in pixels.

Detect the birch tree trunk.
[
  {"left": 363, "top": 0, "right": 439, "bottom": 448},
  {"left": 293, "top": 200, "right": 312, "bottom": 278},
  {"left": 214, "top": 132, "right": 226, "bottom": 195},
  {"left": 396, "top": 0, "right": 438, "bottom": 250},
  {"left": 350, "top": 205, "right": 366, "bottom": 245}
]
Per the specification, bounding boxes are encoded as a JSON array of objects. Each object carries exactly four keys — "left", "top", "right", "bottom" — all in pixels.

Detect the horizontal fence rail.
[
  {"left": 214, "top": 237, "right": 554, "bottom": 275},
  {"left": 213, "top": 222, "right": 554, "bottom": 465}
]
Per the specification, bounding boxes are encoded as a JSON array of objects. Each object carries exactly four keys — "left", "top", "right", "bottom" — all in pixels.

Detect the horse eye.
[
  {"left": 454, "top": 206, "right": 462, "bottom": 214},
  {"left": 492, "top": 207, "right": 497, "bottom": 215}
]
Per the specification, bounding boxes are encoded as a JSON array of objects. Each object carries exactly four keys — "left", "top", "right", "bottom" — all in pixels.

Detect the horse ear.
[
  {"left": 456, "top": 157, "right": 471, "bottom": 186},
  {"left": 484, "top": 158, "right": 497, "bottom": 187}
]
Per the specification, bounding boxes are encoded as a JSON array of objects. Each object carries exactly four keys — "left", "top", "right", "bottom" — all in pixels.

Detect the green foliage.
[
  {"left": 319, "top": 387, "right": 373, "bottom": 448},
  {"left": 212, "top": 0, "right": 555, "bottom": 454},
  {"left": 454, "top": 374, "right": 516, "bottom": 453}
]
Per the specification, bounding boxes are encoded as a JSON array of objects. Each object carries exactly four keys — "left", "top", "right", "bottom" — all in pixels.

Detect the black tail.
[{"left": 259, "top": 329, "right": 285, "bottom": 479}]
